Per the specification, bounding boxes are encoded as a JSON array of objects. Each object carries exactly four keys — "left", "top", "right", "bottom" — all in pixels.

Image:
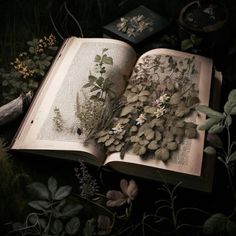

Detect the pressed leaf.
[
  {"left": 148, "top": 140, "right": 158, "bottom": 150},
  {"left": 196, "top": 105, "right": 225, "bottom": 118},
  {"left": 127, "top": 94, "right": 139, "bottom": 103},
  {"left": 185, "top": 128, "right": 197, "bottom": 139},
  {"left": 65, "top": 217, "right": 80, "bottom": 235},
  {"left": 88, "top": 75, "right": 97, "bottom": 83},
  {"left": 28, "top": 200, "right": 50, "bottom": 211},
  {"left": 166, "top": 142, "right": 178, "bottom": 150},
  {"left": 203, "top": 213, "right": 227, "bottom": 235},
  {"left": 105, "top": 137, "right": 115, "bottom": 146},
  {"left": 228, "top": 151, "right": 236, "bottom": 163},
  {"left": 120, "top": 105, "right": 134, "bottom": 117},
  {"left": 102, "top": 55, "right": 113, "bottom": 65},
  {"left": 54, "top": 185, "right": 72, "bottom": 200},
  {"left": 144, "top": 106, "right": 156, "bottom": 114},
  {"left": 198, "top": 117, "right": 222, "bottom": 130},
  {"left": 170, "top": 92, "right": 181, "bottom": 105},
  {"left": 98, "top": 134, "right": 110, "bottom": 143},
  {"left": 138, "top": 95, "right": 148, "bottom": 102},
  {"left": 27, "top": 182, "right": 50, "bottom": 200},
  {"left": 28, "top": 213, "right": 38, "bottom": 224},
  {"left": 155, "top": 148, "right": 170, "bottom": 161},
  {"left": 144, "top": 129, "right": 155, "bottom": 140},
  {"left": 94, "top": 55, "right": 101, "bottom": 63},
  {"left": 139, "top": 90, "right": 150, "bottom": 96},
  {"left": 138, "top": 146, "right": 146, "bottom": 155},
  {"left": 48, "top": 177, "right": 57, "bottom": 199}
]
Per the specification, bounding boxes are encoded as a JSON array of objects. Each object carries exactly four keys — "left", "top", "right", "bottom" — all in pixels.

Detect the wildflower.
[
  {"left": 112, "top": 123, "right": 123, "bottom": 134},
  {"left": 97, "top": 215, "right": 112, "bottom": 235},
  {"left": 159, "top": 94, "right": 170, "bottom": 103},
  {"left": 106, "top": 179, "right": 138, "bottom": 207},
  {"left": 136, "top": 113, "right": 146, "bottom": 125},
  {"left": 154, "top": 106, "right": 166, "bottom": 118}
]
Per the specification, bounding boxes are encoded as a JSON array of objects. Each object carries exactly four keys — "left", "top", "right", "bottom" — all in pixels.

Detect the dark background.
[{"left": 1, "top": 0, "right": 236, "bottom": 235}]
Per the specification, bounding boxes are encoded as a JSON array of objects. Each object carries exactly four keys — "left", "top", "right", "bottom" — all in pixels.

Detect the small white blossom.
[
  {"left": 159, "top": 94, "right": 170, "bottom": 103},
  {"left": 136, "top": 113, "right": 146, "bottom": 125},
  {"left": 112, "top": 123, "right": 123, "bottom": 134},
  {"left": 154, "top": 107, "right": 166, "bottom": 118}
]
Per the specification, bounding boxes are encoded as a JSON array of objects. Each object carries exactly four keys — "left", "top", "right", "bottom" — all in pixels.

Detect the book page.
[
  {"left": 12, "top": 37, "right": 137, "bottom": 163},
  {"left": 104, "top": 48, "right": 212, "bottom": 176}
]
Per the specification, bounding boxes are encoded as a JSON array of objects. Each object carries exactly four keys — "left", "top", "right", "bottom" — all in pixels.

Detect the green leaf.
[
  {"left": 226, "top": 220, "right": 236, "bottom": 236},
  {"left": 27, "top": 182, "right": 50, "bottom": 200},
  {"left": 228, "top": 151, "right": 236, "bottom": 163},
  {"left": 204, "top": 146, "right": 216, "bottom": 155},
  {"left": 228, "top": 89, "right": 236, "bottom": 101},
  {"left": 65, "top": 217, "right": 80, "bottom": 235},
  {"left": 48, "top": 177, "right": 57, "bottom": 199},
  {"left": 225, "top": 115, "right": 232, "bottom": 127},
  {"left": 51, "top": 219, "right": 63, "bottom": 235},
  {"left": 94, "top": 55, "right": 101, "bottom": 63},
  {"left": 61, "top": 204, "right": 83, "bottom": 218},
  {"left": 203, "top": 213, "right": 227, "bottom": 235},
  {"left": 102, "top": 54, "right": 113, "bottom": 65},
  {"left": 181, "top": 39, "right": 194, "bottom": 51},
  {"left": 88, "top": 75, "right": 97, "bottom": 83},
  {"left": 28, "top": 200, "right": 50, "bottom": 211},
  {"left": 54, "top": 185, "right": 72, "bottom": 200},
  {"left": 208, "top": 123, "right": 225, "bottom": 134},
  {"left": 196, "top": 105, "right": 225, "bottom": 118},
  {"left": 198, "top": 117, "right": 222, "bottom": 130},
  {"left": 224, "top": 100, "right": 236, "bottom": 114},
  {"left": 83, "top": 218, "right": 95, "bottom": 236}
]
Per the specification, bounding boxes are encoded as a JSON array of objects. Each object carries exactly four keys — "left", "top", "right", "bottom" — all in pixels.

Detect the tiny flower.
[
  {"left": 154, "top": 106, "right": 166, "bottom": 118},
  {"left": 112, "top": 123, "right": 123, "bottom": 134},
  {"left": 106, "top": 179, "right": 138, "bottom": 207},
  {"left": 159, "top": 94, "right": 170, "bottom": 104},
  {"left": 136, "top": 113, "right": 146, "bottom": 125},
  {"left": 97, "top": 215, "right": 112, "bottom": 235}
]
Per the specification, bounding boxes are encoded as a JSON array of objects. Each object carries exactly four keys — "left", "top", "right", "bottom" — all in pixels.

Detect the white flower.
[
  {"left": 154, "top": 107, "right": 166, "bottom": 118},
  {"left": 136, "top": 113, "right": 146, "bottom": 125},
  {"left": 159, "top": 94, "right": 170, "bottom": 103},
  {"left": 112, "top": 123, "right": 123, "bottom": 134}
]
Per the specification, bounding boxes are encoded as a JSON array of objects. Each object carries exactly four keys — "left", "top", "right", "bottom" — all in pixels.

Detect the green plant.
[
  {"left": 10, "top": 177, "right": 83, "bottom": 236},
  {"left": 0, "top": 35, "right": 58, "bottom": 106},
  {"left": 196, "top": 89, "right": 236, "bottom": 235}
]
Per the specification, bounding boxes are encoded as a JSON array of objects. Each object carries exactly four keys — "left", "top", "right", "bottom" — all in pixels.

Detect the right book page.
[{"left": 104, "top": 48, "right": 213, "bottom": 177}]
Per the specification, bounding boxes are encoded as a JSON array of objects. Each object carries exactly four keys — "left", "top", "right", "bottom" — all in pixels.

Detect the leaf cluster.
[
  {"left": 96, "top": 55, "right": 200, "bottom": 161},
  {"left": 11, "top": 177, "right": 82, "bottom": 236},
  {"left": 82, "top": 48, "right": 115, "bottom": 102},
  {"left": 0, "top": 35, "right": 58, "bottom": 106}
]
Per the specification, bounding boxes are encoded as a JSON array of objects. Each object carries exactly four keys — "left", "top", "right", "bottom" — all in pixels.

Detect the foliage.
[
  {"left": 196, "top": 89, "right": 236, "bottom": 235},
  {"left": 0, "top": 35, "right": 58, "bottom": 106},
  {"left": 181, "top": 34, "right": 203, "bottom": 52},
  {"left": 10, "top": 177, "right": 83, "bottom": 236},
  {"left": 96, "top": 54, "right": 200, "bottom": 161}
]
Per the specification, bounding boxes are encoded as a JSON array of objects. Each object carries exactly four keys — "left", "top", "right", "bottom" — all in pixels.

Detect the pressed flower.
[
  {"left": 111, "top": 123, "right": 123, "bottom": 134},
  {"left": 106, "top": 179, "right": 138, "bottom": 207},
  {"left": 154, "top": 106, "right": 166, "bottom": 118},
  {"left": 159, "top": 94, "right": 170, "bottom": 103},
  {"left": 136, "top": 113, "right": 146, "bottom": 125}
]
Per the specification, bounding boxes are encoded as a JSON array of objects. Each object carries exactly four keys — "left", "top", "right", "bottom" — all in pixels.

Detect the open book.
[{"left": 11, "top": 37, "right": 220, "bottom": 192}]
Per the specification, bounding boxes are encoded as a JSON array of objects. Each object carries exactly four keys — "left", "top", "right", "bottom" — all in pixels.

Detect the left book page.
[{"left": 11, "top": 37, "right": 137, "bottom": 165}]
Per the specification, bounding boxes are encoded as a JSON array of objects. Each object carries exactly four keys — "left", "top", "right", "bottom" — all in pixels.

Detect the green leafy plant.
[
  {"left": 181, "top": 34, "right": 202, "bottom": 52},
  {"left": 83, "top": 48, "right": 115, "bottom": 102},
  {"left": 196, "top": 89, "right": 236, "bottom": 235},
  {"left": 96, "top": 54, "right": 200, "bottom": 161},
  {"left": 0, "top": 35, "right": 58, "bottom": 106},
  {"left": 10, "top": 177, "right": 83, "bottom": 236}
]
